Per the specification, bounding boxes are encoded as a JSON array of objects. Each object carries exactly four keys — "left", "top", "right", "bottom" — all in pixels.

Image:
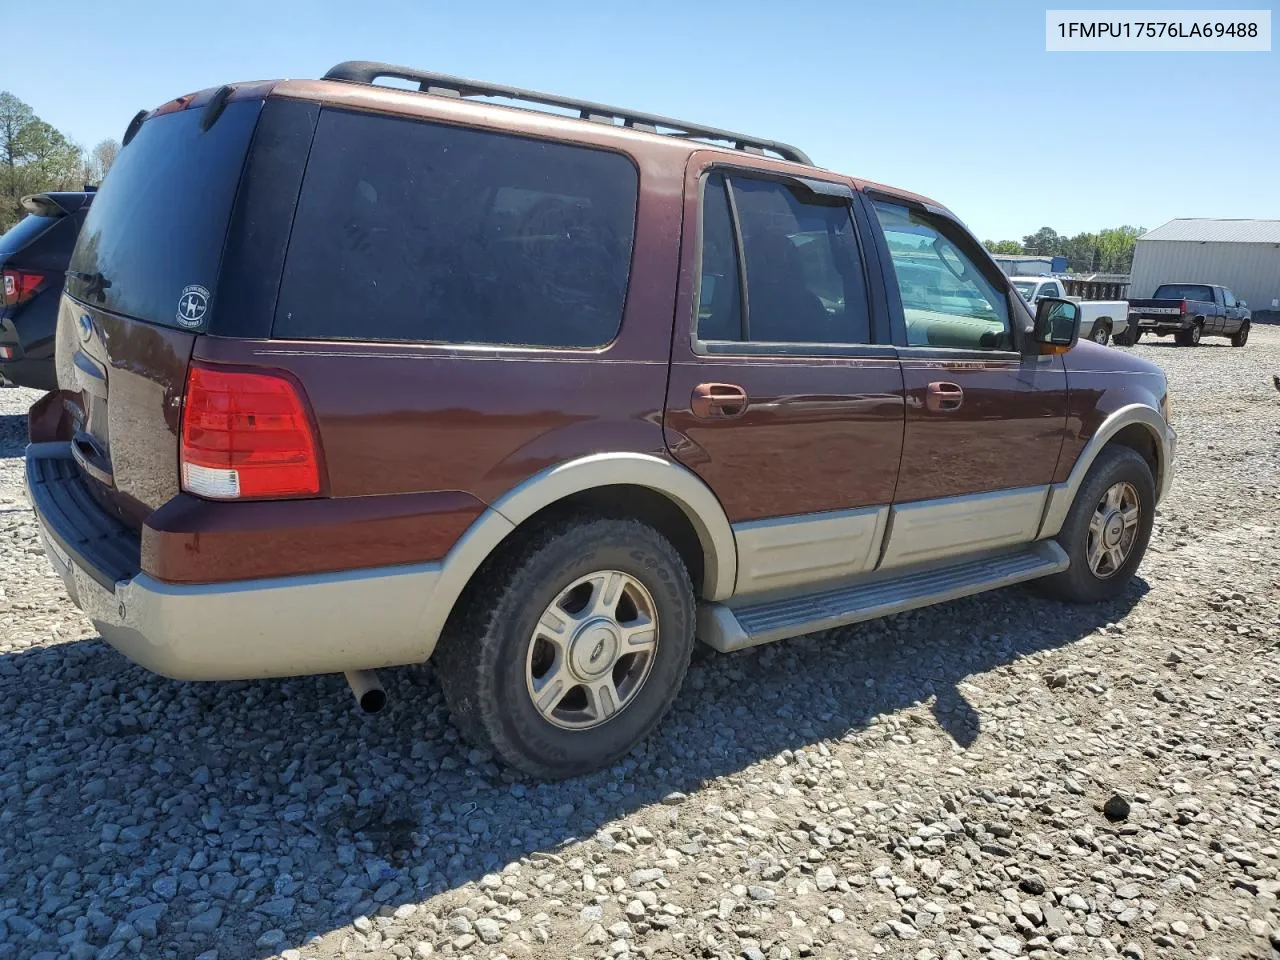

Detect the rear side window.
[
  {"left": 274, "top": 109, "right": 639, "bottom": 347},
  {"left": 0, "top": 215, "right": 57, "bottom": 257},
  {"left": 67, "top": 100, "right": 263, "bottom": 329}
]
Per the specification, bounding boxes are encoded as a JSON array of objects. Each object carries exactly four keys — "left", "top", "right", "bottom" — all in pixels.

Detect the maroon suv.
[{"left": 27, "top": 62, "right": 1175, "bottom": 778}]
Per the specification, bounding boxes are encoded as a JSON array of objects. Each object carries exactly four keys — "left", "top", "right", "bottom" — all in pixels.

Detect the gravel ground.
[{"left": 1, "top": 329, "right": 1278, "bottom": 960}]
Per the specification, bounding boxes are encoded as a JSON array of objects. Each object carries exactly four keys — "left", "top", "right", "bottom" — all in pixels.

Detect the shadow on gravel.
[
  {"left": 0, "top": 412, "right": 28, "bottom": 459},
  {"left": 0, "top": 575, "right": 1148, "bottom": 958}
]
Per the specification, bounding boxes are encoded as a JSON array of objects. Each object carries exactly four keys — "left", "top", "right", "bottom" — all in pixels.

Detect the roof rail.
[{"left": 322, "top": 61, "right": 813, "bottom": 166}]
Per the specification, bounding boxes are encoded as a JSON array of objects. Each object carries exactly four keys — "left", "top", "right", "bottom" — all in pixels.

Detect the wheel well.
[
  {"left": 1107, "top": 423, "right": 1159, "bottom": 481},
  {"left": 470, "top": 484, "right": 708, "bottom": 597}
]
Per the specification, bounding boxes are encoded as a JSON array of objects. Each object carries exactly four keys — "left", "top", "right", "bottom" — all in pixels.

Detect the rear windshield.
[
  {"left": 274, "top": 108, "right": 639, "bottom": 348},
  {"left": 1153, "top": 283, "right": 1214, "bottom": 302},
  {"left": 66, "top": 99, "right": 262, "bottom": 329},
  {"left": 0, "top": 214, "right": 57, "bottom": 258}
]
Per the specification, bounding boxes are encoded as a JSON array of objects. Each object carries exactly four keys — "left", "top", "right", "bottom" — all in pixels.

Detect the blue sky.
[{"left": 4, "top": 0, "right": 1275, "bottom": 240}]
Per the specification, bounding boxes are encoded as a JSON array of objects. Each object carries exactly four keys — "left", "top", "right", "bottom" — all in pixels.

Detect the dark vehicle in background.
[
  {"left": 0, "top": 191, "right": 95, "bottom": 389},
  {"left": 1128, "top": 282, "right": 1251, "bottom": 347},
  {"left": 26, "top": 64, "right": 1174, "bottom": 778}
]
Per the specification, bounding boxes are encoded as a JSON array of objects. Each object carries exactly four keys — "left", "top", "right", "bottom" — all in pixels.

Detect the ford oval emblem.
[{"left": 77, "top": 314, "right": 94, "bottom": 343}]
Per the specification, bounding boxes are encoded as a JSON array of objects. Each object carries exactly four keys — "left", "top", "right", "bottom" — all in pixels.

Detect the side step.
[{"left": 699, "top": 540, "right": 1069, "bottom": 653}]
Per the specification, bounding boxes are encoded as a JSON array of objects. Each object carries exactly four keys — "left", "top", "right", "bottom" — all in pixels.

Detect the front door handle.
[
  {"left": 692, "top": 382, "right": 748, "bottom": 419},
  {"left": 925, "top": 381, "right": 964, "bottom": 412}
]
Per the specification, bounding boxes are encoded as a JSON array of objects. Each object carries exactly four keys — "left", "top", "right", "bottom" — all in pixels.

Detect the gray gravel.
[{"left": 2, "top": 328, "right": 1278, "bottom": 960}]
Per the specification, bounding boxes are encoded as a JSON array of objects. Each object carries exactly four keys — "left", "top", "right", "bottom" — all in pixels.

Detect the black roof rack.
[{"left": 322, "top": 61, "right": 813, "bottom": 166}]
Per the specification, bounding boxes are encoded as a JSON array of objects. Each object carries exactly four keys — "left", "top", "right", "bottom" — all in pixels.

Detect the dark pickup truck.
[{"left": 1128, "top": 282, "right": 1251, "bottom": 347}]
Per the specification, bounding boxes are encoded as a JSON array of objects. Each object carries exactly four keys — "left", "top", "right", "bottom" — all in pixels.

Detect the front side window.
[
  {"left": 695, "top": 172, "right": 871, "bottom": 345},
  {"left": 1223, "top": 289, "right": 1236, "bottom": 307},
  {"left": 276, "top": 109, "right": 639, "bottom": 347},
  {"left": 872, "top": 200, "right": 1013, "bottom": 350}
]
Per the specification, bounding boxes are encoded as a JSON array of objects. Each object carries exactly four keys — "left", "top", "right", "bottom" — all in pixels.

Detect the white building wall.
[{"left": 1130, "top": 240, "right": 1280, "bottom": 313}]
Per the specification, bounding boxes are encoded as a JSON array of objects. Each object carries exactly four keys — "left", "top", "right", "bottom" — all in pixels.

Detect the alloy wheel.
[
  {"left": 525, "top": 570, "right": 658, "bottom": 730},
  {"left": 1087, "top": 481, "right": 1140, "bottom": 579}
]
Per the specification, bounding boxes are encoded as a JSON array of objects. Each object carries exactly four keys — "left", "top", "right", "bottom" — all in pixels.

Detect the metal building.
[
  {"left": 1131, "top": 219, "right": 1280, "bottom": 321},
  {"left": 991, "top": 254, "right": 1067, "bottom": 276}
]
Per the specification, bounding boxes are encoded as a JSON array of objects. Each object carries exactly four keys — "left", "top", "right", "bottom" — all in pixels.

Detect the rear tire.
[
  {"left": 1089, "top": 321, "right": 1111, "bottom": 346},
  {"left": 434, "top": 516, "right": 695, "bottom": 779},
  {"left": 1175, "top": 320, "right": 1202, "bottom": 347},
  {"left": 1114, "top": 325, "right": 1139, "bottom": 347},
  {"left": 1037, "top": 445, "right": 1155, "bottom": 604},
  {"left": 1231, "top": 321, "right": 1250, "bottom": 347}
]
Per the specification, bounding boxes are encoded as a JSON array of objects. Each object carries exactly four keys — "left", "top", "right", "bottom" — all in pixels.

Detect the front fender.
[{"left": 1038, "top": 403, "right": 1176, "bottom": 538}]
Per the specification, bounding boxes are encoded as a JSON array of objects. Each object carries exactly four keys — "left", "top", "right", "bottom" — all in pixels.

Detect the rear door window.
[
  {"left": 274, "top": 109, "right": 639, "bottom": 348},
  {"left": 695, "top": 172, "right": 871, "bottom": 345},
  {"left": 66, "top": 99, "right": 263, "bottom": 329}
]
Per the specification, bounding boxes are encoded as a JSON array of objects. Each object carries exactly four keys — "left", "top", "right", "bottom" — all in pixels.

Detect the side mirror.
[{"left": 1033, "top": 297, "right": 1081, "bottom": 353}]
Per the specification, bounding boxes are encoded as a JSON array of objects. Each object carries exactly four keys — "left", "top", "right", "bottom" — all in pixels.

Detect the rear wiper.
[{"left": 68, "top": 270, "right": 112, "bottom": 300}]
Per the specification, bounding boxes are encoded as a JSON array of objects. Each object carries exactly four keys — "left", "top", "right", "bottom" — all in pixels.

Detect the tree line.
[
  {"left": 983, "top": 225, "right": 1145, "bottom": 275},
  {"left": 0, "top": 91, "right": 119, "bottom": 233}
]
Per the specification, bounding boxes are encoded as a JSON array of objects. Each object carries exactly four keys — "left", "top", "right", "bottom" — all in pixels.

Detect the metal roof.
[{"left": 1139, "top": 219, "right": 1280, "bottom": 243}]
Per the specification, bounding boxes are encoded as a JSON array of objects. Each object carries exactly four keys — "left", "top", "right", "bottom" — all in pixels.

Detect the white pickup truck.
[{"left": 1010, "top": 276, "right": 1131, "bottom": 346}]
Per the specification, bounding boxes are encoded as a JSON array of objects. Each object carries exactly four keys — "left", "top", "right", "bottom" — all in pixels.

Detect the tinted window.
[
  {"left": 873, "top": 200, "right": 1013, "bottom": 350},
  {"left": 275, "top": 109, "right": 639, "bottom": 347},
  {"left": 0, "top": 214, "right": 57, "bottom": 258},
  {"left": 1153, "top": 283, "right": 1214, "bottom": 302},
  {"left": 723, "top": 176, "right": 870, "bottom": 344},
  {"left": 67, "top": 100, "right": 262, "bottom": 329},
  {"left": 696, "top": 173, "right": 743, "bottom": 341}
]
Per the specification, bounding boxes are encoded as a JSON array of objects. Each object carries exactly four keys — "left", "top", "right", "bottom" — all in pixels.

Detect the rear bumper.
[
  {"left": 27, "top": 442, "right": 443, "bottom": 680},
  {"left": 1134, "top": 316, "right": 1192, "bottom": 333}
]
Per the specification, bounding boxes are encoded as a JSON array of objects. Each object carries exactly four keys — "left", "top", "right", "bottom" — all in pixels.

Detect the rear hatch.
[{"left": 59, "top": 94, "right": 266, "bottom": 527}]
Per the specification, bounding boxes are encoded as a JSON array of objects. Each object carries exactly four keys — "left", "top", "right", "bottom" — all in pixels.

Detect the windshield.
[
  {"left": 0, "top": 214, "right": 58, "bottom": 259},
  {"left": 67, "top": 99, "right": 262, "bottom": 329},
  {"left": 1011, "top": 280, "right": 1036, "bottom": 301},
  {"left": 1153, "top": 283, "right": 1214, "bottom": 302}
]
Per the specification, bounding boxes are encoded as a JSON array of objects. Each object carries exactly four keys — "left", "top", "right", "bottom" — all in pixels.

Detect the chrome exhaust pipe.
[{"left": 344, "top": 670, "right": 387, "bottom": 714}]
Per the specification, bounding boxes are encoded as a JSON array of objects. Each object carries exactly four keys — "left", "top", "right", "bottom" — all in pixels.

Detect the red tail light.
[
  {"left": 1, "top": 269, "right": 45, "bottom": 306},
  {"left": 1180, "top": 299, "right": 1189, "bottom": 314},
  {"left": 180, "top": 362, "right": 322, "bottom": 500}
]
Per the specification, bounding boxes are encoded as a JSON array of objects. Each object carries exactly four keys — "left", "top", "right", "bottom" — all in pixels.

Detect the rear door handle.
[
  {"left": 925, "top": 381, "right": 964, "bottom": 412},
  {"left": 692, "top": 382, "right": 748, "bottom": 419}
]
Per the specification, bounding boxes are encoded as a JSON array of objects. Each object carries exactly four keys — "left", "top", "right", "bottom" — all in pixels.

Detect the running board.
[{"left": 698, "top": 540, "right": 1069, "bottom": 653}]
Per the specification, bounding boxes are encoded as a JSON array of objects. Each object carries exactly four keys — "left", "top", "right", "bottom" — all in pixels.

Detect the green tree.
[
  {"left": 1021, "top": 227, "right": 1062, "bottom": 257},
  {"left": 1062, "top": 232, "right": 1100, "bottom": 272},
  {"left": 0, "top": 91, "right": 88, "bottom": 231},
  {"left": 1095, "top": 225, "right": 1144, "bottom": 273},
  {"left": 984, "top": 239, "right": 1023, "bottom": 255}
]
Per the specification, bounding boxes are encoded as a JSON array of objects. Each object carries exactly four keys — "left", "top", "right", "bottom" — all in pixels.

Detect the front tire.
[
  {"left": 1037, "top": 446, "right": 1155, "bottom": 603},
  {"left": 1089, "top": 321, "right": 1111, "bottom": 346},
  {"left": 1231, "top": 321, "right": 1250, "bottom": 347},
  {"left": 434, "top": 517, "right": 695, "bottom": 779}
]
